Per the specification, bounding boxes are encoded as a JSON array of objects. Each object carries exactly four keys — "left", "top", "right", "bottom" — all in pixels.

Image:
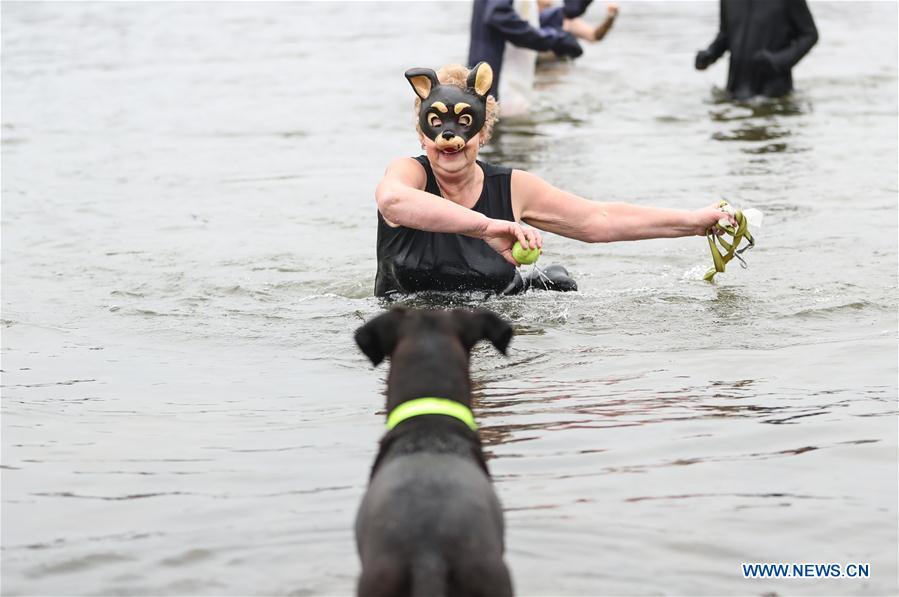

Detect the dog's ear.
[
  {"left": 466, "top": 62, "right": 493, "bottom": 98},
  {"left": 453, "top": 309, "right": 513, "bottom": 355},
  {"left": 355, "top": 308, "right": 407, "bottom": 366},
  {"left": 405, "top": 68, "right": 439, "bottom": 100}
]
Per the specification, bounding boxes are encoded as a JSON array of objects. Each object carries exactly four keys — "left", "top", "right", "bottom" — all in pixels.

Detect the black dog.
[{"left": 354, "top": 307, "right": 514, "bottom": 597}]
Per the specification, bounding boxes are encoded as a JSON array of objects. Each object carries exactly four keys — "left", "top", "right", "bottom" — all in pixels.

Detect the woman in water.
[{"left": 374, "top": 62, "right": 734, "bottom": 297}]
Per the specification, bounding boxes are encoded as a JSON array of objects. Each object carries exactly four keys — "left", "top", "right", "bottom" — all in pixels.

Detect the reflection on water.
[
  {"left": 380, "top": 291, "right": 496, "bottom": 310},
  {"left": 480, "top": 125, "right": 543, "bottom": 169},
  {"left": 2, "top": 1, "right": 897, "bottom": 596},
  {"left": 708, "top": 93, "right": 809, "bottom": 120},
  {"left": 709, "top": 94, "right": 811, "bottom": 154},
  {"left": 482, "top": 97, "right": 591, "bottom": 167},
  {"left": 713, "top": 125, "right": 790, "bottom": 143},
  {"left": 742, "top": 141, "right": 791, "bottom": 155}
]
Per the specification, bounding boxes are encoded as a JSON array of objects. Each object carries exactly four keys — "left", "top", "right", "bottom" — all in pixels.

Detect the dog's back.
[
  {"left": 356, "top": 451, "right": 509, "bottom": 597},
  {"left": 354, "top": 308, "right": 514, "bottom": 597}
]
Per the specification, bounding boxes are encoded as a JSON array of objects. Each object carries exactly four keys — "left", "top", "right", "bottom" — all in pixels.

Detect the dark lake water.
[{"left": 2, "top": 2, "right": 897, "bottom": 595}]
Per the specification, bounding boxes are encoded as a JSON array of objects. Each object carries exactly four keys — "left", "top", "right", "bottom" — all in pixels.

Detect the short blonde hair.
[{"left": 414, "top": 64, "right": 499, "bottom": 145}]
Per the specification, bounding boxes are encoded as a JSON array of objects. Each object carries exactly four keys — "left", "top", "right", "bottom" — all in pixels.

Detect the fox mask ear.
[
  {"left": 405, "top": 68, "right": 440, "bottom": 100},
  {"left": 466, "top": 62, "right": 493, "bottom": 98},
  {"left": 452, "top": 309, "right": 513, "bottom": 355},
  {"left": 354, "top": 308, "right": 407, "bottom": 366}
]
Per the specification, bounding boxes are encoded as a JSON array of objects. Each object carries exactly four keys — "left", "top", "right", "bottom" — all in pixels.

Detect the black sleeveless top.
[{"left": 375, "top": 155, "right": 518, "bottom": 296}]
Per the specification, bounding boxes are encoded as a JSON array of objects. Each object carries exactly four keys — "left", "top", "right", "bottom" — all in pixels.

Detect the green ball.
[{"left": 512, "top": 241, "right": 541, "bottom": 265}]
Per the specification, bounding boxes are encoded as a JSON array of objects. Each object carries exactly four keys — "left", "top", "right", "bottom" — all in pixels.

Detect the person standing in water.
[
  {"left": 468, "top": 0, "right": 584, "bottom": 100},
  {"left": 373, "top": 62, "right": 736, "bottom": 297},
  {"left": 694, "top": 0, "right": 818, "bottom": 100},
  {"left": 496, "top": 0, "right": 617, "bottom": 117},
  {"left": 497, "top": 0, "right": 541, "bottom": 117}
]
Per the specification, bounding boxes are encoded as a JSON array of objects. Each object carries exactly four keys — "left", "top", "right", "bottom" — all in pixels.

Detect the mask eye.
[
  {"left": 458, "top": 114, "right": 473, "bottom": 127},
  {"left": 428, "top": 114, "right": 442, "bottom": 128}
]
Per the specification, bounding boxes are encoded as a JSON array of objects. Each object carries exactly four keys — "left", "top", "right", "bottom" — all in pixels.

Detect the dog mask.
[{"left": 405, "top": 62, "right": 493, "bottom": 153}]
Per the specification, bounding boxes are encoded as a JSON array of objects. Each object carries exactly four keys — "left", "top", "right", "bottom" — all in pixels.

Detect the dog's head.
[
  {"left": 405, "top": 62, "right": 493, "bottom": 154},
  {"left": 354, "top": 307, "right": 512, "bottom": 367}
]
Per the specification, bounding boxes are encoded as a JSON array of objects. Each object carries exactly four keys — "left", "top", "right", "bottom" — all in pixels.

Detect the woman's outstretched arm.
[{"left": 511, "top": 169, "right": 733, "bottom": 242}]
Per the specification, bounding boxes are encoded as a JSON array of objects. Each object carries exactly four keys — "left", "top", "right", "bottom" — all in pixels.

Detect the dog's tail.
[{"left": 410, "top": 552, "right": 448, "bottom": 597}]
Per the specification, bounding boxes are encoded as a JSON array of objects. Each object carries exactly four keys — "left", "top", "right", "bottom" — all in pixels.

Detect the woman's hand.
[
  {"left": 480, "top": 219, "right": 543, "bottom": 265},
  {"left": 693, "top": 203, "right": 737, "bottom": 236}
]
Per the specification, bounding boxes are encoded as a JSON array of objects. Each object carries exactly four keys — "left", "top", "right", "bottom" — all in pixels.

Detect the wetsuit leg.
[
  {"left": 525, "top": 264, "right": 578, "bottom": 292},
  {"left": 501, "top": 269, "right": 527, "bottom": 295}
]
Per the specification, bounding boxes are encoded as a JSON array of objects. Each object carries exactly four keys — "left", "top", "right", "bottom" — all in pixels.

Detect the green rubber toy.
[{"left": 512, "top": 241, "right": 541, "bottom": 265}]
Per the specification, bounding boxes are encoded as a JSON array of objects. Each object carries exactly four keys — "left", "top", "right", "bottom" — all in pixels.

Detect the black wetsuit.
[
  {"left": 699, "top": 0, "right": 818, "bottom": 100},
  {"left": 376, "top": 157, "right": 517, "bottom": 297},
  {"left": 374, "top": 156, "right": 576, "bottom": 297}
]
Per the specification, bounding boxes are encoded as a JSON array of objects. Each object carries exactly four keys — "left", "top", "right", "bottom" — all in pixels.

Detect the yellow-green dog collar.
[{"left": 386, "top": 398, "right": 478, "bottom": 432}]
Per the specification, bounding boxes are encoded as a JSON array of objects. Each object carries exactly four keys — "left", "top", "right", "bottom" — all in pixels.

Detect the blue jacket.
[
  {"left": 540, "top": 0, "right": 593, "bottom": 30},
  {"left": 467, "top": 0, "right": 572, "bottom": 98}
]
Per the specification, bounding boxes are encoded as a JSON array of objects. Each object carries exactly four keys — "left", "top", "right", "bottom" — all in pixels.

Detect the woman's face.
[{"left": 421, "top": 132, "right": 481, "bottom": 175}]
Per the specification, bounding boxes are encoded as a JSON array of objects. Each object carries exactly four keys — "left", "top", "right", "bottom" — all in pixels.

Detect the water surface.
[{"left": 2, "top": 2, "right": 897, "bottom": 595}]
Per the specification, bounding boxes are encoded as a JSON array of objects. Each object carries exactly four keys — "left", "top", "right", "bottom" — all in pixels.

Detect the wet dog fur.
[{"left": 353, "top": 307, "right": 514, "bottom": 597}]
